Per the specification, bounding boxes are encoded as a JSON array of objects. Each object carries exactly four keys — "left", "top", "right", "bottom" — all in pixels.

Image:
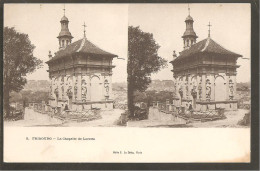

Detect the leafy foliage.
[
  {"left": 10, "top": 90, "right": 49, "bottom": 104},
  {"left": 128, "top": 26, "right": 167, "bottom": 118},
  {"left": 3, "top": 27, "right": 43, "bottom": 117},
  {"left": 128, "top": 26, "right": 167, "bottom": 92},
  {"left": 134, "top": 90, "right": 176, "bottom": 106},
  {"left": 4, "top": 27, "right": 43, "bottom": 92}
]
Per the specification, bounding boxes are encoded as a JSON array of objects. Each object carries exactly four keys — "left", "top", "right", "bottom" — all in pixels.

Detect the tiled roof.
[
  {"left": 47, "top": 38, "right": 117, "bottom": 63},
  {"left": 171, "top": 37, "right": 242, "bottom": 63}
]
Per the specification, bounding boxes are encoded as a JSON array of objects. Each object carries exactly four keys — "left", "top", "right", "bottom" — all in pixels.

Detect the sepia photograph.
[
  {"left": 3, "top": 3, "right": 250, "bottom": 128},
  {"left": 127, "top": 3, "right": 251, "bottom": 128},
  {"left": 2, "top": 2, "right": 257, "bottom": 166},
  {"left": 4, "top": 4, "right": 128, "bottom": 127}
]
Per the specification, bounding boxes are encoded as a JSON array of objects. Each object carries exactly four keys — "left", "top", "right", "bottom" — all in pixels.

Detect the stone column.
[
  {"left": 233, "top": 75, "right": 237, "bottom": 99},
  {"left": 100, "top": 74, "right": 104, "bottom": 100},
  {"left": 86, "top": 75, "right": 91, "bottom": 101},
  {"left": 182, "top": 75, "right": 188, "bottom": 99},
  {"left": 169, "top": 104, "right": 173, "bottom": 111},
  {"left": 187, "top": 74, "right": 191, "bottom": 99},
  {"left": 67, "top": 75, "right": 72, "bottom": 102},
  {"left": 51, "top": 77, "right": 54, "bottom": 97},
  {"left": 54, "top": 77, "right": 58, "bottom": 103},
  {"left": 58, "top": 76, "right": 62, "bottom": 100},
  {"left": 201, "top": 74, "right": 206, "bottom": 101},
  {"left": 210, "top": 74, "right": 214, "bottom": 101},
  {"left": 64, "top": 75, "right": 68, "bottom": 101},
  {"left": 153, "top": 101, "right": 156, "bottom": 108},
  {"left": 103, "top": 75, "right": 106, "bottom": 101},
  {"left": 166, "top": 104, "right": 170, "bottom": 113},
  {"left": 196, "top": 75, "right": 200, "bottom": 100},
  {"left": 72, "top": 75, "right": 75, "bottom": 101},
  {"left": 77, "top": 74, "right": 82, "bottom": 101},
  {"left": 225, "top": 74, "right": 229, "bottom": 100},
  {"left": 174, "top": 77, "right": 179, "bottom": 105},
  {"left": 166, "top": 99, "right": 170, "bottom": 112},
  {"left": 109, "top": 75, "right": 113, "bottom": 99}
]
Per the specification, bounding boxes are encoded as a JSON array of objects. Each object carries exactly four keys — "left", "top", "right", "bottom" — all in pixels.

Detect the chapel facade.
[
  {"left": 46, "top": 12, "right": 117, "bottom": 111},
  {"left": 170, "top": 11, "right": 242, "bottom": 111}
]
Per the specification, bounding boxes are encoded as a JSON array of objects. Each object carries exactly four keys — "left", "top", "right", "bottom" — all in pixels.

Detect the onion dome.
[
  {"left": 182, "top": 15, "right": 198, "bottom": 38},
  {"left": 185, "top": 15, "right": 194, "bottom": 21},
  {"left": 60, "top": 15, "right": 69, "bottom": 22},
  {"left": 57, "top": 13, "right": 73, "bottom": 49},
  {"left": 182, "top": 29, "right": 197, "bottom": 38}
]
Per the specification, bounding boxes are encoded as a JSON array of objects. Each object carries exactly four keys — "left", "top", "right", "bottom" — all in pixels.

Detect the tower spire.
[
  {"left": 82, "top": 22, "right": 87, "bottom": 38},
  {"left": 57, "top": 5, "right": 73, "bottom": 49},
  {"left": 188, "top": 4, "right": 190, "bottom": 15},
  {"left": 182, "top": 4, "right": 198, "bottom": 50},
  {"left": 207, "top": 22, "right": 212, "bottom": 37},
  {"left": 63, "top": 4, "right": 66, "bottom": 16}
]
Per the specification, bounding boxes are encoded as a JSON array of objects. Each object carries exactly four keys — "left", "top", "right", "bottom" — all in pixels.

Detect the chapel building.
[
  {"left": 170, "top": 10, "right": 242, "bottom": 111},
  {"left": 46, "top": 11, "right": 117, "bottom": 111}
]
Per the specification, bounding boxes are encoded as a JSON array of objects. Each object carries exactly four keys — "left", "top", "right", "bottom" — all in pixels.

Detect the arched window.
[{"left": 62, "top": 40, "right": 64, "bottom": 47}]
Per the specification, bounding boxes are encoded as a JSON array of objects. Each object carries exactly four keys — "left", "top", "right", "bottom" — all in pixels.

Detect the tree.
[
  {"left": 3, "top": 27, "right": 42, "bottom": 118},
  {"left": 128, "top": 26, "right": 167, "bottom": 118}
]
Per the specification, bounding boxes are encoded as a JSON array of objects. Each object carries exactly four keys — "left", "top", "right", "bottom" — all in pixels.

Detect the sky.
[
  {"left": 4, "top": 4, "right": 128, "bottom": 83},
  {"left": 129, "top": 3, "right": 251, "bottom": 83},
  {"left": 4, "top": 3, "right": 250, "bottom": 83}
]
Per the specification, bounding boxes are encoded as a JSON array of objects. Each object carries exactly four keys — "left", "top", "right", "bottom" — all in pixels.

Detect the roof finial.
[
  {"left": 63, "top": 4, "right": 66, "bottom": 16},
  {"left": 207, "top": 22, "right": 212, "bottom": 37},
  {"left": 82, "top": 22, "right": 87, "bottom": 38},
  {"left": 188, "top": 4, "right": 190, "bottom": 15}
]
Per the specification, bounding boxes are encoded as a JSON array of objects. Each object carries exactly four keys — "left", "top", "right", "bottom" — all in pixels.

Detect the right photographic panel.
[{"left": 127, "top": 3, "right": 251, "bottom": 128}]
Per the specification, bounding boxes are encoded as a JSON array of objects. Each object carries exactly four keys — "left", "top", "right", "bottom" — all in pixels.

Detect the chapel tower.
[
  {"left": 57, "top": 8, "right": 73, "bottom": 49},
  {"left": 182, "top": 6, "right": 198, "bottom": 50},
  {"left": 47, "top": 7, "right": 117, "bottom": 112},
  {"left": 170, "top": 6, "right": 242, "bottom": 112}
]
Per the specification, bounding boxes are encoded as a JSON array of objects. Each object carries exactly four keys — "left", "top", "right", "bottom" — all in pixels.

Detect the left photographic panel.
[{"left": 3, "top": 4, "right": 128, "bottom": 127}]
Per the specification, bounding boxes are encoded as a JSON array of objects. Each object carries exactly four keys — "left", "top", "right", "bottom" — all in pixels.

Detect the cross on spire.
[
  {"left": 188, "top": 4, "right": 190, "bottom": 15},
  {"left": 63, "top": 4, "right": 66, "bottom": 16},
  {"left": 82, "top": 22, "right": 87, "bottom": 37},
  {"left": 207, "top": 22, "right": 212, "bottom": 37}
]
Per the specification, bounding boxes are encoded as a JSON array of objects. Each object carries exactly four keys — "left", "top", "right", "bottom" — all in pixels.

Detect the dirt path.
[
  {"left": 4, "top": 108, "right": 123, "bottom": 127},
  {"left": 189, "top": 109, "right": 249, "bottom": 128},
  {"left": 63, "top": 109, "right": 123, "bottom": 127},
  {"left": 127, "top": 108, "right": 187, "bottom": 127},
  {"left": 5, "top": 108, "right": 248, "bottom": 128},
  {"left": 4, "top": 108, "right": 63, "bottom": 127},
  {"left": 127, "top": 108, "right": 250, "bottom": 128}
]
